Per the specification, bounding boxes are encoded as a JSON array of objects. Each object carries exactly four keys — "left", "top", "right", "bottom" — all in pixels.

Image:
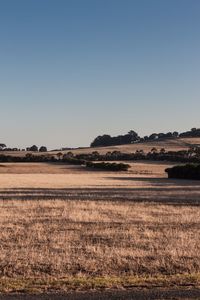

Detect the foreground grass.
[{"left": 0, "top": 197, "right": 199, "bottom": 293}]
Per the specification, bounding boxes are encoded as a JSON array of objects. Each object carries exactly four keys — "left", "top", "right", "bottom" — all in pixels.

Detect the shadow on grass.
[
  {"left": 107, "top": 176, "right": 200, "bottom": 186},
  {"left": 0, "top": 288, "right": 200, "bottom": 300},
  {"left": 0, "top": 184, "right": 200, "bottom": 206}
]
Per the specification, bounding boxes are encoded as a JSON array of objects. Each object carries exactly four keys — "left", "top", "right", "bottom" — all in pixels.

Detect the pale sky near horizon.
[{"left": 1, "top": 0, "right": 200, "bottom": 149}]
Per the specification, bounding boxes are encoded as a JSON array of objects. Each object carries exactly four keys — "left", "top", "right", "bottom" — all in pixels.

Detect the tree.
[
  {"left": 165, "top": 132, "right": 173, "bottom": 138},
  {"left": 160, "top": 148, "right": 166, "bottom": 154},
  {"left": 66, "top": 152, "right": 74, "bottom": 157},
  {"left": 172, "top": 131, "right": 179, "bottom": 137},
  {"left": 29, "top": 145, "right": 38, "bottom": 152},
  {"left": 0, "top": 143, "right": 6, "bottom": 150},
  {"left": 149, "top": 133, "right": 158, "bottom": 140},
  {"left": 57, "top": 152, "right": 63, "bottom": 160},
  {"left": 39, "top": 146, "right": 47, "bottom": 152},
  {"left": 158, "top": 133, "right": 165, "bottom": 139},
  {"left": 90, "top": 135, "right": 112, "bottom": 147},
  {"left": 151, "top": 147, "right": 158, "bottom": 154},
  {"left": 91, "top": 131, "right": 140, "bottom": 147},
  {"left": 128, "top": 130, "right": 140, "bottom": 142},
  {"left": 91, "top": 151, "right": 100, "bottom": 159}
]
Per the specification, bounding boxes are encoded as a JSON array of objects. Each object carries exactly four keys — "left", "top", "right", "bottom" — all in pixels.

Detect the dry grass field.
[
  {"left": 0, "top": 199, "right": 199, "bottom": 292},
  {"left": 3, "top": 137, "right": 200, "bottom": 157},
  {"left": 0, "top": 161, "right": 199, "bottom": 294},
  {"left": 67, "top": 137, "right": 200, "bottom": 154},
  {"left": 0, "top": 161, "right": 172, "bottom": 189}
]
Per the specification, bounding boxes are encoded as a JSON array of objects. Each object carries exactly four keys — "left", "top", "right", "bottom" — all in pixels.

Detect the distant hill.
[
  {"left": 1, "top": 128, "right": 200, "bottom": 157},
  {"left": 1, "top": 136, "right": 200, "bottom": 158},
  {"left": 70, "top": 137, "right": 200, "bottom": 155},
  {"left": 90, "top": 128, "right": 200, "bottom": 148}
]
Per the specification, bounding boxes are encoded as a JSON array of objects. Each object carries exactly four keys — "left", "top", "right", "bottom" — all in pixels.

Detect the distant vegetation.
[
  {"left": 86, "top": 161, "right": 130, "bottom": 171},
  {"left": 1, "top": 127, "right": 200, "bottom": 153},
  {"left": 0, "top": 146, "right": 200, "bottom": 166},
  {"left": 0, "top": 144, "right": 48, "bottom": 152},
  {"left": 75, "top": 146, "right": 200, "bottom": 164},
  {"left": 90, "top": 131, "right": 140, "bottom": 147},
  {"left": 26, "top": 145, "right": 47, "bottom": 152},
  {"left": 166, "top": 164, "right": 200, "bottom": 180},
  {"left": 62, "top": 156, "right": 85, "bottom": 165},
  {"left": 91, "top": 128, "right": 200, "bottom": 147}
]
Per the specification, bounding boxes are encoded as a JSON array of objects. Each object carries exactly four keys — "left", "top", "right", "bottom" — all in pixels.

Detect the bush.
[
  {"left": 86, "top": 161, "right": 130, "bottom": 171},
  {"left": 39, "top": 146, "right": 47, "bottom": 152},
  {"left": 165, "top": 164, "right": 200, "bottom": 180},
  {"left": 62, "top": 157, "right": 85, "bottom": 165}
]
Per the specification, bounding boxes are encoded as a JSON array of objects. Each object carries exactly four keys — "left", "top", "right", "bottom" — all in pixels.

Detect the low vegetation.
[
  {"left": 62, "top": 156, "right": 86, "bottom": 165},
  {"left": 166, "top": 164, "right": 200, "bottom": 180},
  {"left": 75, "top": 147, "right": 200, "bottom": 164},
  {"left": 86, "top": 161, "right": 130, "bottom": 171},
  {"left": 1, "top": 146, "right": 200, "bottom": 166}
]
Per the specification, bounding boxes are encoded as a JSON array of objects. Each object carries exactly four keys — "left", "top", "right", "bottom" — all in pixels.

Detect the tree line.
[
  {"left": 90, "top": 128, "right": 200, "bottom": 147},
  {"left": 0, "top": 144, "right": 47, "bottom": 152},
  {"left": 0, "top": 146, "right": 200, "bottom": 165},
  {"left": 73, "top": 146, "right": 200, "bottom": 164}
]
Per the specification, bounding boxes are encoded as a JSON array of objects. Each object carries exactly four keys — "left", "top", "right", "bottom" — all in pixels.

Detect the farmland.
[{"left": 0, "top": 160, "right": 199, "bottom": 298}]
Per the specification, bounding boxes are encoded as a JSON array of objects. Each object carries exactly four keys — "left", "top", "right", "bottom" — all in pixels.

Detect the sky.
[{"left": 0, "top": 0, "right": 200, "bottom": 149}]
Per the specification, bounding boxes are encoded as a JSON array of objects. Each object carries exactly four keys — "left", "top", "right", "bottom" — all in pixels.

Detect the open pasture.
[{"left": 0, "top": 161, "right": 199, "bottom": 293}]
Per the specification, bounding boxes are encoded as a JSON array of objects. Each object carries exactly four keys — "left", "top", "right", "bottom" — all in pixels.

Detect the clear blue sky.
[{"left": 1, "top": 0, "right": 200, "bottom": 149}]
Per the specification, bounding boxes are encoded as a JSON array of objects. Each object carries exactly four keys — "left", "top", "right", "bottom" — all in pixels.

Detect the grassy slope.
[
  {"left": 57, "top": 137, "right": 200, "bottom": 155},
  {"left": 1, "top": 137, "right": 200, "bottom": 157}
]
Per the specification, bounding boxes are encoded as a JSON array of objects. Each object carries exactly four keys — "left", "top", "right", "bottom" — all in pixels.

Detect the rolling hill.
[
  {"left": 68, "top": 137, "right": 200, "bottom": 155},
  {"left": 1, "top": 137, "right": 200, "bottom": 157}
]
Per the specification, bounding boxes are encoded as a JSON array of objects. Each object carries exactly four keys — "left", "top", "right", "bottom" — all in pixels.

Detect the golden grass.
[
  {"left": 0, "top": 161, "right": 172, "bottom": 174},
  {"left": 0, "top": 199, "right": 199, "bottom": 283},
  {"left": 67, "top": 137, "right": 200, "bottom": 154},
  {"left": 0, "top": 163, "right": 84, "bottom": 174},
  {"left": 0, "top": 161, "right": 175, "bottom": 189},
  {"left": 0, "top": 162, "right": 199, "bottom": 292}
]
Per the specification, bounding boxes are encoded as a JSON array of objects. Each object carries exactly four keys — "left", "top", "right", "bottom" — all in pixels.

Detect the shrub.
[
  {"left": 86, "top": 161, "right": 130, "bottom": 171},
  {"left": 62, "top": 157, "right": 86, "bottom": 165},
  {"left": 165, "top": 164, "right": 200, "bottom": 180}
]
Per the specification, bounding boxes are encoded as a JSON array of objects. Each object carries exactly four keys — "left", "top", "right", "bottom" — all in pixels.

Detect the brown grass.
[
  {"left": 0, "top": 199, "right": 199, "bottom": 280},
  {"left": 0, "top": 163, "right": 84, "bottom": 174},
  {"left": 0, "top": 161, "right": 176, "bottom": 189},
  {"left": 0, "top": 162, "right": 199, "bottom": 292},
  {"left": 65, "top": 137, "right": 200, "bottom": 154}
]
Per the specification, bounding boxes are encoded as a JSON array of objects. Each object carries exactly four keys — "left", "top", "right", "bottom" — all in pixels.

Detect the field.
[
  {"left": 0, "top": 161, "right": 199, "bottom": 297},
  {"left": 65, "top": 137, "right": 200, "bottom": 154},
  {"left": 3, "top": 137, "right": 200, "bottom": 157}
]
